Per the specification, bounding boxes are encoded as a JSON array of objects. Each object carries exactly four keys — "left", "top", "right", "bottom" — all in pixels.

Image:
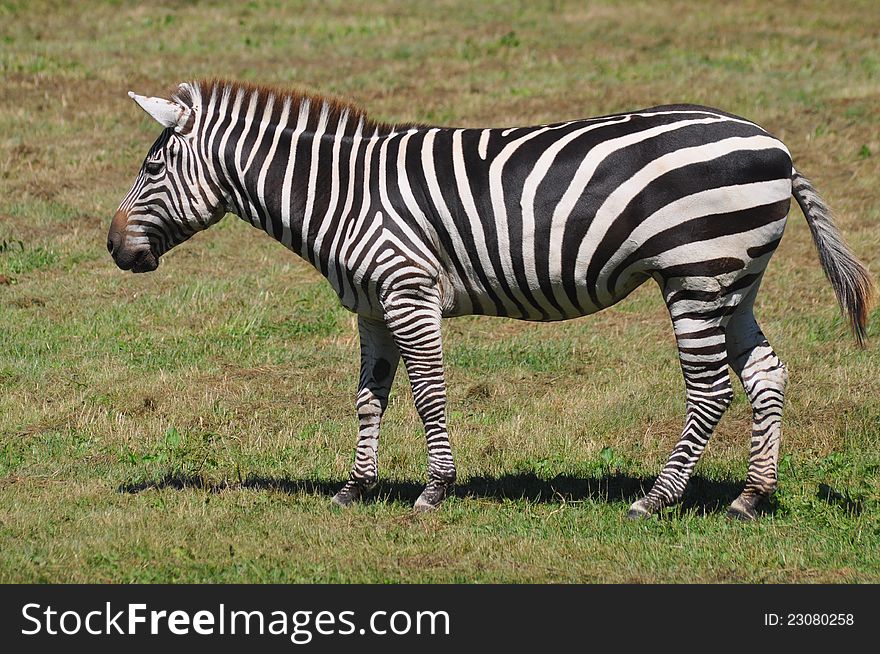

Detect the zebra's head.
[{"left": 109, "top": 84, "right": 226, "bottom": 272}]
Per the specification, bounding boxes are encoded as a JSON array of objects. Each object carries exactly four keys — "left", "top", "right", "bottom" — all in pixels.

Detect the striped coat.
[{"left": 110, "top": 80, "right": 873, "bottom": 519}]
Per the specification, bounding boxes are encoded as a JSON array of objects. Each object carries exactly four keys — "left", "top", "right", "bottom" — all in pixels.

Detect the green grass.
[{"left": 1, "top": 0, "right": 879, "bottom": 583}]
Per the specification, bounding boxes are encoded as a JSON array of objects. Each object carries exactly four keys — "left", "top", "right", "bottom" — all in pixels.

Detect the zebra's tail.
[{"left": 791, "top": 168, "right": 875, "bottom": 345}]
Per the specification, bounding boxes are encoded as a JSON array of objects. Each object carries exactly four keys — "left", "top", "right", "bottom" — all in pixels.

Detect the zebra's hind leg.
[
  {"left": 382, "top": 285, "right": 456, "bottom": 511},
  {"left": 725, "top": 306, "right": 787, "bottom": 520},
  {"left": 628, "top": 283, "right": 734, "bottom": 518},
  {"left": 332, "top": 316, "right": 400, "bottom": 507}
]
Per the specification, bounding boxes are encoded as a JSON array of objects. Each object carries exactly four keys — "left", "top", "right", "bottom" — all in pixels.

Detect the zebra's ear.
[{"left": 128, "top": 91, "right": 191, "bottom": 132}]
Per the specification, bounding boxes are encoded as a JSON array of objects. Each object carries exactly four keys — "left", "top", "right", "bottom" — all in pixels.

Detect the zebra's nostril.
[
  {"left": 108, "top": 210, "right": 127, "bottom": 262},
  {"left": 107, "top": 231, "right": 123, "bottom": 261}
]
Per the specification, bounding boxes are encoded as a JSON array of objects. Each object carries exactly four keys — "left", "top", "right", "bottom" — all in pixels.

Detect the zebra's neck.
[{"left": 201, "top": 89, "right": 409, "bottom": 286}]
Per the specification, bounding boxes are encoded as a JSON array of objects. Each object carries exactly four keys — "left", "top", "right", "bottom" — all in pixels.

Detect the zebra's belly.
[{"left": 439, "top": 263, "right": 651, "bottom": 321}]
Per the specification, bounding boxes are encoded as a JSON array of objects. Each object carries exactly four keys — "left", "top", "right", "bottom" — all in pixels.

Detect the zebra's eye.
[{"left": 144, "top": 160, "right": 164, "bottom": 175}]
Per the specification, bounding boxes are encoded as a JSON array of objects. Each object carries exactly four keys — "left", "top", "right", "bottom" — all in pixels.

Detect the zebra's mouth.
[
  {"left": 130, "top": 249, "right": 159, "bottom": 273},
  {"left": 113, "top": 246, "right": 159, "bottom": 273}
]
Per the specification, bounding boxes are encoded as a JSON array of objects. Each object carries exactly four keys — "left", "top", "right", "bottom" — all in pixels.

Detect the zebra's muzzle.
[
  {"left": 110, "top": 244, "right": 158, "bottom": 273},
  {"left": 108, "top": 210, "right": 159, "bottom": 273}
]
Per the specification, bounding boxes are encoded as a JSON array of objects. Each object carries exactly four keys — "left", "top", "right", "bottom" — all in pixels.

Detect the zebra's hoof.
[
  {"left": 726, "top": 494, "right": 760, "bottom": 521},
  {"left": 413, "top": 478, "right": 453, "bottom": 511},
  {"left": 626, "top": 499, "right": 653, "bottom": 520},
  {"left": 331, "top": 480, "right": 373, "bottom": 507},
  {"left": 413, "top": 497, "right": 438, "bottom": 512},
  {"left": 726, "top": 506, "right": 755, "bottom": 521}
]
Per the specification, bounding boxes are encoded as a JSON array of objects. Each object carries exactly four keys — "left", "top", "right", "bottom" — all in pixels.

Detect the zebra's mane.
[{"left": 172, "top": 78, "right": 417, "bottom": 137}]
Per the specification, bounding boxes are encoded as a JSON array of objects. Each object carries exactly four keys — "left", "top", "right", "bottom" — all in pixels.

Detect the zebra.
[{"left": 109, "top": 79, "right": 874, "bottom": 520}]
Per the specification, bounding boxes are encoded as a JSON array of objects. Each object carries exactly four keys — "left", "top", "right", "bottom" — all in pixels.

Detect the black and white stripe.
[{"left": 112, "top": 80, "right": 874, "bottom": 518}]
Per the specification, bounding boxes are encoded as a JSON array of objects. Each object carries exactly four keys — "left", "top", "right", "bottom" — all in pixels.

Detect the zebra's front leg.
[
  {"left": 628, "top": 319, "right": 733, "bottom": 518},
  {"left": 383, "top": 286, "right": 456, "bottom": 511},
  {"left": 332, "top": 316, "right": 400, "bottom": 507}
]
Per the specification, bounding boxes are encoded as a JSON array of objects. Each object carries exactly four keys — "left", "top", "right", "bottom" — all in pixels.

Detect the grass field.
[{"left": 1, "top": 0, "right": 879, "bottom": 583}]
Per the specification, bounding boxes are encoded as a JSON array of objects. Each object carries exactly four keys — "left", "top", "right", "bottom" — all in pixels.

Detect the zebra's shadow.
[{"left": 119, "top": 470, "right": 765, "bottom": 516}]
